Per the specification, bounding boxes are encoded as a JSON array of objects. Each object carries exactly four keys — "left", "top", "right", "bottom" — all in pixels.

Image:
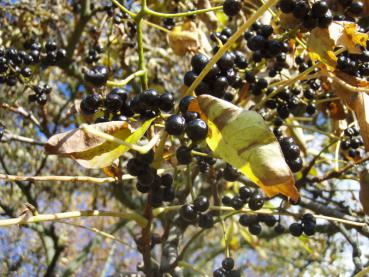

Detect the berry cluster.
[
  {"left": 279, "top": 136, "right": 303, "bottom": 173},
  {"left": 80, "top": 86, "right": 174, "bottom": 123},
  {"left": 245, "top": 22, "right": 290, "bottom": 70},
  {"left": 213, "top": 257, "right": 241, "bottom": 277},
  {"left": 341, "top": 126, "right": 363, "bottom": 158},
  {"left": 180, "top": 196, "right": 214, "bottom": 229},
  {"left": 336, "top": 50, "right": 369, "bottom": 78},
  {"left": 28, "top": 84, "right": 52, "bottom": 106},
  {"left": 289, "top": 213, "right": 317, "bottom": 236},
  {"left": 239, "top": 213, "right": 278, "bottom": 235},
  {"left": 184, "top": 51, "right": 243, "bottom": 100},
  {"left": 222, "top": 185, "right": 265, "bottom": 211},
  {"left": 85, "top": 45, "right": 104, "bottom": 64},
  {"left": 127, "top": 150, "right": 175, "bottom": 207},
  {"left": 0, "top": 39, "right": 66, "bottom": 87}
]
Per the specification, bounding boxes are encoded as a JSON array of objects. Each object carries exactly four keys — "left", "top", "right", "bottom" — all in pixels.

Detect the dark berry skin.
[
  {"left": 222, "top": 257, "right": 234, "bottom": 271},
  {"left": 222, "top": 195, "right": 233, "bottom": 206},
  {"left": 136, "top": 149, "right": 154, "bottom": 165},
  {"left": 165, "top": 115, "right": 186, "bottom": 136},
  {"left": 184, "top": 71, "right": 198, "bottom": 87},
  {"left": 249, "top": 223, "right": 262, "bottom": 235},
  {"left": 279, "top": 0, "right": 296, "bottom": 13},
  {"left": 217, "top": 52, "right": 235, "bottom": 71},
  {"left": 349, "top": 2, "right": 363, "bottom": 15},
  {"left": 274, "top": 224, "right": 285, "bottom": 234},
  {"left": 223, "top": 0, "right": 241, "bottom": 16},
  {"left": 303, "top": 221, "right": 316, "bottom": 236},
  {"left": 194, "top": 195, "right": 210, "bottom": 212},
  {"left": 311, "top": 1, "right": 329, "bottom": 18},
  {"left": 180, "top": 204, "right": 198, "bottom": 222},
  {"left": 198, "top": 213, "right": 214, "bottom": 229},
  {"left": 127, "top": 158, "right": 143, "bottom": 176},
  {"left": 185, "top": 119, "right": 208, "bottom": 141},
  {"left": 80, "top": 94, "right": 102, "bottom": 114},
  {"left": 239, "top": 214, "right": 258, "bottom": 226},
  {"left": 248, "top": 193, "right": 264, "bottom": 210},
  {"left": 231, "top": 196, "right": 244, "bottom": 210},
  {"left": 213, "top": 268, "right": 227, "bottom": 277},
  {"left": 223, "top": 164, "right": 240, "bottom": 182},
  {"left": 176, "top": 146, "right": 192, "bottom": 164},
  {"left": 159, "top": 92, "right": 174, "bottom": 112},
  {"left": 161, "top": 173, "right": 173, "bottom": 187},
  {"left": 179, "top": 96, "right": 195, "bottom": 113},
  {"left": 293, "top": 1, "right": 309, "bottom": 18},
  {"left": 137, "top": 168, "right": 155, "bottom": 186},
  {"left": 239, "top": 186, "right": 252, "bottom": 201},
  {"left": 287, "top": 157, "right": 303, "bottom": 172},
  {"left": 84, "top": 65, "right": 109, "bottom": 87},
  {"left": 191, "top": 54, "right": 209, "bottom": 74},
  {"left": 283, "top": 144, "right": 301, "bottom": 160},
  {"left": 139, "top": 89, "right": 160, "bottom": 109},
  {"left": 289, "top": 222, "right": 303, "bottom": 236},
  {"left": 105, "top": 92, "right": 123, "bottom": 113}
]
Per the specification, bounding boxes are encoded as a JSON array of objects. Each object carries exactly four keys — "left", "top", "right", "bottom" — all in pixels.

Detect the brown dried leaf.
[
  {"left": 45, "top": 121, "right": 130, "bottom": 155},
  {"left": 168, "top": 21, "right": 202, "bottom": 56},
  {"left": 360, "top": 170, "right": 369, "bottom": 215}
]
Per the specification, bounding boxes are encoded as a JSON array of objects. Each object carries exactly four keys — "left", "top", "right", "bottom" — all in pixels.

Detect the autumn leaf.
[
  {"left": 45, "top": 119, "right": 155, "bottom": 168},
  {"left": 307, "top": 21, "right": 367, "bottom": 67},
  {"left": 330, "top": 72, "right": 369, "bottom": 152},
  {"left": 168, "top": 20, "right": 210, "bottom": 56},
  {"left": 188, "top": 95, "right": 299, "bottom": 201},
  {"left": 360, "top": 170, "right": 369, "bottom": 215}
]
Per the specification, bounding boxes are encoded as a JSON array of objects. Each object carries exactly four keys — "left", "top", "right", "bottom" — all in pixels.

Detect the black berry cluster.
[
  {"left": 85, "top": 45, "right": 104, "bottom": 64},
  {"left": 341, "top": 126, "right": 363, "bottom": 158},
  {"left": 222, "top": 185, "right": 265, "bottom": 211},
  {"left": 239, "top": 213, "right": 277, "bottom": 236},
  {"left": 279, "top": 136, "right": 303, "bottom": 173},
  {"left": 127, "top": 150, "right": 175, "bottom": 207},
  {"left": 180, "top": 195, "right": 214, "bottom": 229},
  {"left": 213, "top": 257, "right": 241, "bottom": 277},
  {"left": 28, "top": 84, "right": 52, "bottom": 106},
  {"left": 289, "top": 213, "right": 317, "bottom": 236}
]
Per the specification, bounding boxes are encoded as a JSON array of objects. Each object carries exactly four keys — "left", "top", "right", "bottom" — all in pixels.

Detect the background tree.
[{"left": 0, "top": 0, "right": 369, "bottom": 276}]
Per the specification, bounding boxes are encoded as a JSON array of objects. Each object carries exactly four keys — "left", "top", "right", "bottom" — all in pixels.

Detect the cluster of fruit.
[
  {"left": 336, "top": 50, "right": 369, "bottom": 78},
  {"left": 341, "top": 126, "right": 364, "bottom": 158},
  {"left": 213, "top": 257, "right": 241, "bottom": 277},
  {"left": 127, "top": 150, "right": 175, "bottom": 207},
  {"left": 279, "top": 136, "right": 303, "bottom": 173},
  {"left": 239, "top": 213, "right": 278, "bottom": 235},
  {"left": 222, "top": 185, "right": 265, "bottom": 211},
  {"left": 289, "top": 213, "right": 317, "bottom": 236},
  {"left": 244, "top": 23, "right": 290, "bottom": 68},
  {"left": 184, "top": 51, "right": 243, "bottom": 100},
  {"left": 85, "top": 45, "right": 104, "bottom": 64},
  {"left": 279, "top": 0, "right": 364, "bottom": 30},
  {"left": 0, "top": 39, "right": 66, "bottom": 87},
  {"left": 28, "top": 84, "right": 53, "bottom": 106},
  {"left": 180, "top": 196, "right": 214, "bottom": 229}
]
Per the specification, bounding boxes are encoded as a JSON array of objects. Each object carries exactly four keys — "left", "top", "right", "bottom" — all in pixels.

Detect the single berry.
[
  {"left": 274, "top": 224, "right": 285, "bottom": 234},
  {"left": 198, "top": 213, "right": 214, "bottom": 229},
  {"left": 239, "top": 186, "right": 252, "bottom": 201},
  {"left": 105, "top": 91, "right": 123, "bottom": 112},
  {"left": 159, "top": 92, "right": 174, "bottom": 111},
  {"left": 191, "top": 54, "right": 209, "bottom": 74},
  {"left": 179, "top": 96, "right": 195, "bottom": 113},
  {"left": 194, "top": 195, "right": 210, "bottom": 212},
  {"left": 222, "top": 257, "right": 235, "bottom": 271},
  {"left": 223, "top": 164, "right": 240, "bottom": 182},
  {"left": 249, "top": 193, "right": 264, "bottom": 210},
  {"left": 289, "top": 222, "right": 303, "bottom": 236},
  {"left": 165, "top": 114, "right": 186, "bottom": 136},
  {"left": 223, "top": 0, "right": 241, "bottom": 17},
  {"left": 249, "top": 223, "right": 262, "bottom": 235},
  {"left": 185, "top": 119, "right": 208, "bottom": 141},
  {"left": 180, "top": 204, "right": 198, "bottom": 222},
  {"left": 176, "top": 146, "right": 192, "bottom": 164}
]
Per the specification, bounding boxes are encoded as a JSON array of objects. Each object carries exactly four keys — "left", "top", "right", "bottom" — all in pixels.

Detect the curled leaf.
[
  {"left": 45, "top": 119, "right": 155, "bottom": 168},
  {"left": 188, "top": 95, "right": 299, "bottom": 201}
]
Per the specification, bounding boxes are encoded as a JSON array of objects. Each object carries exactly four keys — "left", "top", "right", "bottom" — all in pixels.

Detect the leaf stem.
[
  {"left": 112, "top": 0, "right": 136, "bottom": 18},
  {"left": 106, "top": 69, "right": 146, "bottom": 87}
]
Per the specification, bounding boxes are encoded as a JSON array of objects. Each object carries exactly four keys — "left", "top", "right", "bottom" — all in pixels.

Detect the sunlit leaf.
[
  {"left": 45, "top": 118, "right": 155, "bottom": 168},
  {"left": 188, "top": 95, "right": 299, "bottom": 201},
  {"left": 168, "top": 21, "right": 201, "bottom": 56}
]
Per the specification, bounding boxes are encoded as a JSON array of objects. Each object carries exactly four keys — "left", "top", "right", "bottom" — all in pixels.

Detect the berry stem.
[
  {"left": 136, "top": 11, "right": 149, "bottom": 90},
  {"left": 184, "top": 0, "right": 279, "bottom": 96},
  {"left": 106, "top": 69, "right": 147, "bottom": 87},
  {"left": 112, "top": 0, "right": 137, "bottom": 18},
  {"left": 144, "top": 6, "right": 223, "bottom": 18}
]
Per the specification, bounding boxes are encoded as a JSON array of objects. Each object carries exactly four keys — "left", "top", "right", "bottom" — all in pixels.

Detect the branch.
[{"left": 0, "top": 210, "right": 148, "bottom": 228}]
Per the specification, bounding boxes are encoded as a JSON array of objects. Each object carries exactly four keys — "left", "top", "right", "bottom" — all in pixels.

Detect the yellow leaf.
[
  {"left": 188, "top": 95, "right": 299, "bottom": 201},
  {"left": 45, "top": 118, "right": 155, "bottom": 168}
]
